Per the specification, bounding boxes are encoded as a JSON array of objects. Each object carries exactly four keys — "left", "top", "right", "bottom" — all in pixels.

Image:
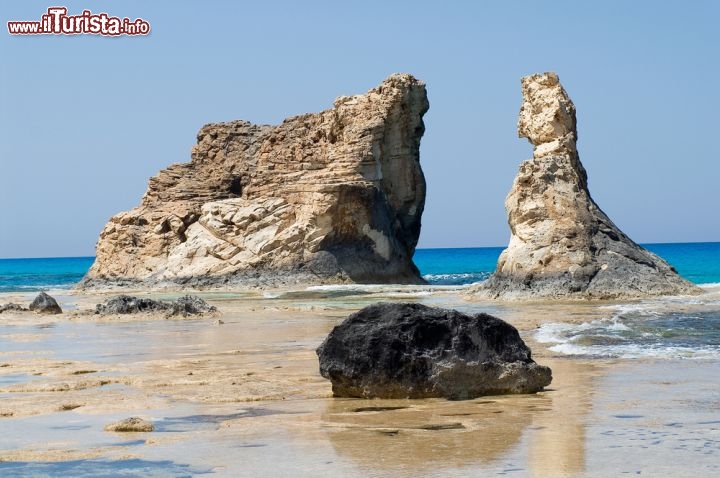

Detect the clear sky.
[{"left": 1, "top": 1, "right": 718, "bottom": 258}]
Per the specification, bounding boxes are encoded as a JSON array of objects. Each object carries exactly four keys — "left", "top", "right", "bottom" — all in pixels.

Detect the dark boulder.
[
  {"left": 28, "top": 292, "right": 62, "bottom": 314},
  {"left": 316, "top": 302, "right": 551, "bottom": 400}
]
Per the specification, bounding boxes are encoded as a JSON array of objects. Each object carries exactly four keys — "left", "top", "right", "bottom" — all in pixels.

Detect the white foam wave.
[
  {"left": 0, "top": 283, "right": 75, "bottom": 291},
  {"left": 422, "top": 272, "right": 490, "bottom": 285},
  {"left": 598, "top": 303, "right": 656, "bottom": 315},
  {"left": 535, "top": 319, "right": 619, "bottom": 344},
  {"left": 536, "top": 318, "right": 720, "bottom": 360},
  {"left": 304, "top": 284, "right": 456, "bottom": 294},
  {"left": 306, "top": 284, "right": 387, "bottom": 292},
  {"left": 699, "top": 282, "right": 720, "bottom": 289},
  {"left": 534, "top": 322, "right": 582, "bottom": 344},
  {"left": 597, "top": 293, "right": 720, "bottom": 318},
  {"left": 383, "top": 291, "right": 436, "bottom": 298},
  {"left": 548, "top": 342, "right": 720, "bottom": 360},
  {"left": 422, "top": 273, "right": 487, "bottom": 280},
  {"left": 607, "top": 319, "right": 631, "bottom": 331}
]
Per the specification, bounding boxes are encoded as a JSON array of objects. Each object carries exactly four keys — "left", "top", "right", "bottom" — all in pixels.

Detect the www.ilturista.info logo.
[{"left": 7, "top": 7, "right": 150, "bottom": 36}]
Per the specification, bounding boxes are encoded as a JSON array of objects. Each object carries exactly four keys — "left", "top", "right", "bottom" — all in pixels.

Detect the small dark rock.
[
  {"left": 0, "top": 303, "right": 28, "bottom": 314},
  {"left": 316, "top": 302, "right": 552, "bottom": 400},
  {"left": 419, "top": 423, "right": 465, "bottom": 431},
  {"left": 28, "top": 292, "right": 62, "bottom": 315},
  {"left": 95, "top": 295, "right": 216, "bottom": 317},
  {"left": 354, "top": 406, "right": 408, "bottom": 413},
  {"left": 95, "top": 295, "right": 167, "bottom": 314},
  {"left": 167, "top": 295, "right": 217, "bottom": 316}
]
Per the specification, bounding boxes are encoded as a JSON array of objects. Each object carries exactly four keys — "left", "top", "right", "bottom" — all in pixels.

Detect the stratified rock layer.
[
  {"left": 476, "top": 72, "right": 700, "bottom": 300},
  {"left": 316, "top": 303, "right": 552, "bottom": 399},
  {"left": 83, "top": 74, "right": 428, "bottom": 288}
]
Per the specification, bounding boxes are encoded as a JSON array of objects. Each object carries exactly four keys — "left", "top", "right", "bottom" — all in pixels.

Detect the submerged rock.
[
  {"left": 316, "top": 302, "right": 551, "bottom": 399},
  {"left": 475, "top": 72, "right": 700, "bottom": 300},
  {"left": 95, "top": 295, "right": 216, "bottom": 317},
  {"left": 104, "top": 417, "right": 154, "bottom": 432},
  {"left": 82, "top": 74, "right": 429, "bottom": 289},
  {"left": 28, "top": 292, "right": 62, "bottom": 314}
]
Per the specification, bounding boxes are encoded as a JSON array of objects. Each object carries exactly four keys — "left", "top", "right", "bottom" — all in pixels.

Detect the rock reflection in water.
[
  {"left": 319, "top": 357, "right": 595, "bottom": 476},
  {"left": 528, "top": 358, "right": 596, "bottom": 478},
  {"left": 321, "top": 396, "right": 538, "bottom": 472}
]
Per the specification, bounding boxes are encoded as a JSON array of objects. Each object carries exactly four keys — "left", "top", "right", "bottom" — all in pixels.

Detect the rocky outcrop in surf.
[
  {"left": 0, "top": 292, "right": 62, "bottom": 315},
  {"left": 82, "top": 74, "right": 428, "bottom": 288},
  {"left": 474, "top": 72, "right": 700, "bottom": 300},
  {"left": 95, "top": 295, "right": 217, "bottom": 317}
]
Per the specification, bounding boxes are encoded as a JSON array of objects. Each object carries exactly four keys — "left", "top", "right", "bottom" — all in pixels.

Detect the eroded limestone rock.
[
  {"left": 475, "top": 72, "right": 700, "bottom": 300},
  {"left": 83, "top": 74, "right": 428, "bottom": 288}
]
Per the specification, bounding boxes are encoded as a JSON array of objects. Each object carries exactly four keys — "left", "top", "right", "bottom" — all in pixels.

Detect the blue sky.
[{"left": 1, "top": 1, "right": 718, "bottom": 258}]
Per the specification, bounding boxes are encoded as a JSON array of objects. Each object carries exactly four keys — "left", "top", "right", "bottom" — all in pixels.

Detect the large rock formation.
[
  {"left": 476, "top": 72, "right": 700, "bottom": 300},
  {"left": 316, "top": 303, "right": 552, "bottom": 399},
  {"left": 82, "top": 74, "right": 428, "bottom": 288}
]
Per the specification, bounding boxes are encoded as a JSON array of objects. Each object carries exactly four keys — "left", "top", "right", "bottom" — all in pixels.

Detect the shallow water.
[
  {"left": 0, "top": 459, "right": 211, "bottom": 478},
  {"left": 583, "top": 360, "right": 720, "bottom": 477},
  {"left": 0, "top": 288, "right": 719, "bottom": 476},
  {"left": 535, "top": 284, "right": 720, "bottom": 359}
]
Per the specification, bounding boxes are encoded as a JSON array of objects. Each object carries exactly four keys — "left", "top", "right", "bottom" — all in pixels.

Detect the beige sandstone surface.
[
  {"left": 475, "top": 72, "right": 700, "bottom": 300},
  {"left": 83, "top": 74, "right": 428, "bottom": 289}
]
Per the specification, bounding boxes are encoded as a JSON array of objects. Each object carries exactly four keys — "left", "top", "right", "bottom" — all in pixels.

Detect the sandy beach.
[{"left": 1, "top": 286, "right": 718, "bottom": 477}]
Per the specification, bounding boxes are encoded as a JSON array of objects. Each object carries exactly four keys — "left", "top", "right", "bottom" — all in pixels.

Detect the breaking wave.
[{"left": 536, "top": 308, "right": 720, "bottom": 360}]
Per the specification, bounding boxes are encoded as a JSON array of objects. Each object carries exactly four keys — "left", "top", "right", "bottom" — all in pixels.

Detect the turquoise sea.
[
  {"left": 3, "top": 242, "right": 718, "bottom": 362},
  {"left": 0, "top": 242, "right": 719, "bottom": 292}
]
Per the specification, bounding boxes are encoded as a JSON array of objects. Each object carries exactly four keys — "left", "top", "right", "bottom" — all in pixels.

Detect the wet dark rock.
[
  {"left": 167, "top": 295, "right": 217, "bottom": 316},
  {"left": 95, "top": 295, "right": 216, "bottom": 317},
  {"left": 317, "top": 302, "right": 552, "bottom": 400},
  {"left": 354, "top": 406, "right": 408, "bottom": 413},
  {"left": 28, "top": 292, "right": 62, "bottom": 314},
  {"left": 420, "top": 422, "right": 465, "bottom": 430},
  {"left": 0, "top": 303, "right": 28, "bottom": 314},
  {"left": 95, "top": 295, "right": 166, "bottom": 314}
]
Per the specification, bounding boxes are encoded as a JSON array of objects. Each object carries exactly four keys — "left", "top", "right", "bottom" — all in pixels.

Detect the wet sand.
[{"left": 0, "top": 287, "right": 718, "bottom": 477}]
